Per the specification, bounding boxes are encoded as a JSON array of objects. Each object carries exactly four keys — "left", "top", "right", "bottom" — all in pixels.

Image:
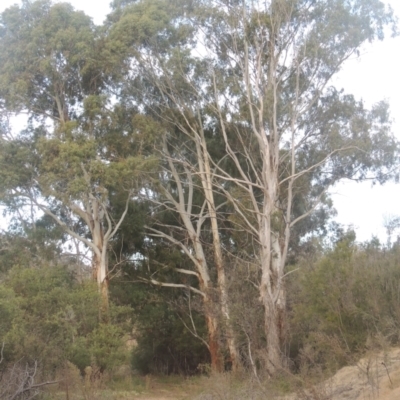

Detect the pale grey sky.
[
  {"left": 0, "top": 0, "right": 399, "bottom": 243},
  {"left": 332, "top": 1, "right": 400, "bottom": 242}
]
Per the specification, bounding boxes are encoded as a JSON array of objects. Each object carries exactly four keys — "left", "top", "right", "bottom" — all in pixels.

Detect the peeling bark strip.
[{"left": 205, "top": 312, "right": 223, "bottom": 372}]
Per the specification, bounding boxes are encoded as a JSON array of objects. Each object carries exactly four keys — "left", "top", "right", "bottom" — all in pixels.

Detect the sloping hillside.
[{"left": 288, "top": 348, "right": 400, "bottom": 400}]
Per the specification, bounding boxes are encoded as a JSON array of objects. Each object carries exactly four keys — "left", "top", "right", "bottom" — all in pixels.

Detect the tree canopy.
[{"left": 0, "top": 0, "right": 399, "bottom": 379}]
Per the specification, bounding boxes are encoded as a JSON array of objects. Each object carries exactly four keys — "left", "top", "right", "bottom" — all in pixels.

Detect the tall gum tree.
[
  {"left": 0, "top": 0, "right": 157, "bottom": 317},
  {"left": 113, "top": 0, "right": 399, "bottom": 374},
  {"left": 192, "top": 0, "right": 399, "bottom": 374}
]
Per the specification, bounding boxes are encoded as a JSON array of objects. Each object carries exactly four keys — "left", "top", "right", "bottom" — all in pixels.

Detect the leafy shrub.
[
  {"left": 288, "top": 237, "right": 400, "bottom": 374},
  {"left": 0, "top": 264, "right": 131, "bottom": 375},
  {"left": 89, "top": 323, "right": 128, "bottom": 372}
]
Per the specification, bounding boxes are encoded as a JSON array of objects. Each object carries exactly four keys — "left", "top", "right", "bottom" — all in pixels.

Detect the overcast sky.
[
  {"left": 332, "top": 1, "right": 400, "bottom": 242},
  {"left": 0, "top": 0, "right": 399, "bottom": 243}
]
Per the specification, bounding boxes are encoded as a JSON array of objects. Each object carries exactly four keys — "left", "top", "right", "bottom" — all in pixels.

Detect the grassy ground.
[
  {"left": 41, "top": 349, "right": 400, "bottom": 400},
  {"left": 43, "top": 373, "right": 202, "bottom": 400}
]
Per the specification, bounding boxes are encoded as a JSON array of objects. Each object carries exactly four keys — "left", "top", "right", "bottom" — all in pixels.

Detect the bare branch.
[
  {"left": 145, "top": 225, "right": 201, "bottom": 270},
  {"left": 33, "top": 200, "right": 101, "bottom": 258},
  {"left": 176, "top": 293, "right": 210, "bottom": 350},
  {"left": 175, "top": 268, "right": 200, "bottom": 278},
  {"left": 290, "top": 187, "right": 329, "bottom": 228},
  {"left": 139, "top": 277, "right": 206, "bottom": 298},
  {"left": 105, "top": 190, "right": 132, "bottom": 242}
]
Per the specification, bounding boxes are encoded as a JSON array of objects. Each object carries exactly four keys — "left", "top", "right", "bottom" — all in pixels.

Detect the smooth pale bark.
[
  {"left": 206, "top": 9, "right": 292, "bottom": 373},
  {"left": 88, "top": 199, "right": 109, "bottom": 318},
  {"left": 92, "top": 227, "right": 110, "bottom": 320},
  {"left": 259, "top": 227, "right": 286, "bottom": 373}
]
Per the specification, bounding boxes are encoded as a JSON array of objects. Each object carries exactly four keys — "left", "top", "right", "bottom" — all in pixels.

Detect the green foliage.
[
  {"left": 130, "top": 295, "right": 209, "bottom": 375},
  {"left": 0, "top": 264, "right": 131, "bottom": 375},
  {"left": 288, "top": 237, "right": 400, "bottom": 374},
  {"left": 0, "top": 285, "right": 20, "bottom": 341},
  {"left": 112, "top": 267, "right": 209, "bottom": 375},
  {"left": 89, "top": 324, "right": 128, "bottom": 372},
  {"left": 0, "top": 222, "right": 63, "bottom": 275},
  {"left": 0, "top": 0, "right": 96, "bottom": 113},
  {"left": 0, "top": 0, "right": 160, "bottom": 327},
  {"left": 110, "top": 0, "right": 171, "bottom": 44},
  {"left": 2, "top": 266, "right": 94, "bottom": 369},
  {"left": 0, "top": 0, "right": 399, "bottom": 383},
  {"left": 68, "top": 337, "right": 92, "bottom": 373}
]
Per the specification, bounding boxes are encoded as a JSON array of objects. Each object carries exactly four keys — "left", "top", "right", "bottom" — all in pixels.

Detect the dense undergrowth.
[{"left": 2, "top": 234, "right": 400, "bottom": 398}]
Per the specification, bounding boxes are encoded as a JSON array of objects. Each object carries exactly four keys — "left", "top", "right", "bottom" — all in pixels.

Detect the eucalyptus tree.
[
  {"left": 108, "top": 0, "right": 242, "bottom": 370},
  {"left": 0, "top": 0, "right": 157, "bottom": 316},
  {"left": 113, "top": 0, "right": 398, "bottom": 374},
  {"left": 189, "top": 0, "right": 399, "bottom": 374}
]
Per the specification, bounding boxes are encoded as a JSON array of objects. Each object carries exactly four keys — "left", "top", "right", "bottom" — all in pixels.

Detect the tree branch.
[{"left": 139, "top": 277, "right": 205, "bottom": 298}]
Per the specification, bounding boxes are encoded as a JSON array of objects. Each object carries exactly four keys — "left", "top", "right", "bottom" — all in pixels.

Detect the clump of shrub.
[
  {"left": 0, "top": 264, "right": 130, "bottom": 378},
  {"left": 288, "top": 236, "right": 400, "bottom": 375}
]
